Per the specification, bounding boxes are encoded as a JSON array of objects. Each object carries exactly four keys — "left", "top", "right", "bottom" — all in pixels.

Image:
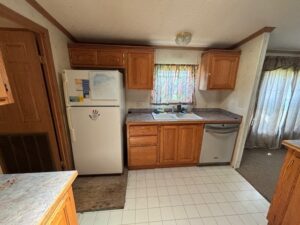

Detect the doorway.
[
  {"left": 0, "top": 3, "right": 73, "bottom": 173},
  {"left": 0, "top": 29, "right": 61, "bottom": 173},
  {"left": 238, "top": 55, "right": 300, "bottom": 201}
]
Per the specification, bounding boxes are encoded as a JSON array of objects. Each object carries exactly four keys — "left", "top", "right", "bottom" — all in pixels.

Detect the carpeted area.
[
  {"left": 236, "top": 148, "right": 286, "bottom": 202},
  {"left": 73, "top": 169, "right": 128, "bottom": 212}
]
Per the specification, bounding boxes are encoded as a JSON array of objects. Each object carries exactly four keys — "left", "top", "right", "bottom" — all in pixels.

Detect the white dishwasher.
[{"left": 199, "top": 124, "right": 239, "bottom": 165}]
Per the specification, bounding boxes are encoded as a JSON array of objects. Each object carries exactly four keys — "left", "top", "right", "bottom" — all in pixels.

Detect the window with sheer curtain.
[
  {"left": 246, "top": 65, "right": 300, "bottom": 149},
  {"left": 151, "top": 64, "right": 197, "bottom": 104}
]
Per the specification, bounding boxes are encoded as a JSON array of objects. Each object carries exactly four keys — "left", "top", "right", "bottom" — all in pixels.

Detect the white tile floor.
[{"left": 77, "top": 166, "right": 269, "bottom": 225}]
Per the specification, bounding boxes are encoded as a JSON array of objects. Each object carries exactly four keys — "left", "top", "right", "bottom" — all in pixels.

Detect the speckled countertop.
[
  {"left": 0, "top": 171, "right": 77, "bottom": 225},
  {"left": 126, "top": 108, "right": 242, "bottom": 124},
  {"left": 282, "top": 140, "right": 300, "bottom": 152}
]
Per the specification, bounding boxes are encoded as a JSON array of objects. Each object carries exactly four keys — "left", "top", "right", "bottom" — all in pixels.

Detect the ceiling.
[{"left": 36, "top": 0, "right": 300, "bottom": 50}]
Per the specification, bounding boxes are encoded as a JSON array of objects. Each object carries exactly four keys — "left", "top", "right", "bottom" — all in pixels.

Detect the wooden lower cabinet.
[
  {"left": 127, "top": 123, "right": 203, "bottom": 168},
  {"left": 160, "top": 126, "right": 178, "bottom": 164},
  {"left": 160, "top": 125, "right": 203, "bottom": 166},
  {"left": 177, "top": 125, "right": 202, "bottom": 163},
  {"left": 267, "top": 141, "right": 300, "bottom": 225},
  {"left": 44, "top": 188, "right": 78, "bottom": 225}
]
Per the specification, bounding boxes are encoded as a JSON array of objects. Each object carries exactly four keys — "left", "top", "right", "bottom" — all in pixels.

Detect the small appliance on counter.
[
  {"left": 63, "top": 70, "right": 124, "bottom": 175},
  {"left": 199, "top": 123, "right": 239, "bottom": 165}
]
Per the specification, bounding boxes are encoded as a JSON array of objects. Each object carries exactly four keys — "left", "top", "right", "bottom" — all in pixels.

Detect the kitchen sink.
[{"left": 152, "top": 112, "right": 202, "bottom": 120}]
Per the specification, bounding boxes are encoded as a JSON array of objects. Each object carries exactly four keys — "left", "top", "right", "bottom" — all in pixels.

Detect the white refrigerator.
[{"left": 63, "top": 70, "right": 124, "bottom": 175}]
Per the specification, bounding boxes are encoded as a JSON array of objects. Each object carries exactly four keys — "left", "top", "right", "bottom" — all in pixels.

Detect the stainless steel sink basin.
[{"left": 152, "top": 112, "right": 202, "bottom": 121}]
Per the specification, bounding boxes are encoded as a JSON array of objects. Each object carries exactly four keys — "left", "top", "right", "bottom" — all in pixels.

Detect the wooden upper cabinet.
[
  {"left": 126, "top": 49, "right": 154, "bottom": 89},
  {"left": 160, "top": 126, "right": 178, "bottom": 164},
  {"left": 0, "top": 49, "right": 13, "bottom": 106},
  {"left": 69, "top": 48, "right": 97, "bottom": 67},
  {"left": 199, "top": 50, "right": 240, "bottom": 90},
  {"left": 177, "top": 125, "right": 203, "bottom": 163},
  {"left": 68, "top": 44, "right": 154, "bottom": 89},
  {"left": 97, "top": 49, "right": 126, "bottom": 67}
]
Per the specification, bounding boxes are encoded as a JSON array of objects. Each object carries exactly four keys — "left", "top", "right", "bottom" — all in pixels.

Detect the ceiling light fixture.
[{"left": 175, "top": 32, "right": 192, "bottom": 46}]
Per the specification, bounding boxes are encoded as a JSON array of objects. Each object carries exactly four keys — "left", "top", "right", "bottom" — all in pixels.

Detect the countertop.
[
  {"left": 126, "top": 108, "right": 242, "bottom": 124},
  {"left": 283, "top": 140, "right": 300, "bottom": 153},
  {"left": 0, "top": 171, "right": 77, "bottom": 225}
]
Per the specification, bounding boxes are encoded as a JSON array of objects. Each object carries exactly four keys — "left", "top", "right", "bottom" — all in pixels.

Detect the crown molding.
[{"left": 229, "top": 26, "right": 275, "bottom": 49}]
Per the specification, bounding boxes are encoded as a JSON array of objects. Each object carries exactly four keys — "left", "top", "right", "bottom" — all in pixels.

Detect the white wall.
[
  {"left": 221, "top": 33, "right": 270, "bottom": 168},
  {"left": 125, "top": 49, "right": 224, "bottom": 111},
  {"left": 0, "top": 0, "right": 72, "bottom": 173}
]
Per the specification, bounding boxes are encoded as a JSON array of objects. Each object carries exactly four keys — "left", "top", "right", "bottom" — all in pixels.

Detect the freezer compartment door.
[
  {"left": 63, "top": 70, "right": 122, "bottom": 106},
  {"left": 200, "top": 124, "right": 238, "bottom": 164},
  {"left": 67, "top": 106, "right": 123, "bottom": 174}
]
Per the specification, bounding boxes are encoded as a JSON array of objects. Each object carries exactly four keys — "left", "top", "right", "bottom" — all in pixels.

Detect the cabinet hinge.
[
  {"left": 38, "top": 55, "right": 45, "bottom": 64},
  {"left": 60, "top": 160, "right": 65, "bottom": 170}
]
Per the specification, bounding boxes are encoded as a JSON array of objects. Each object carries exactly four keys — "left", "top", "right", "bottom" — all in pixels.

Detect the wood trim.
[
  {"left": 229, "top": 26, "right": 275, "bottom": 49},
  {"left": 25, "top": 0, "right": 77, "bottom": 42},
  {"left": 68, "top": 42, "right": 207, "bottom": 51},
  {"left": 267, "top": 49, "right": 300, "bottom": 55},
  {"left": 0, "top": 3, "right": 74, "bottom": 170}
]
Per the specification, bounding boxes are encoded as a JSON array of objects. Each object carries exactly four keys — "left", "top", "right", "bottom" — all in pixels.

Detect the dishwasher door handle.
[{"left": 205, "top": 128, "right": 239, "bottom": 134}]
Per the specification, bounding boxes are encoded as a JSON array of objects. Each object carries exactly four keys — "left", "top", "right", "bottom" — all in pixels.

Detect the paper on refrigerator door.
[{"left": 89, "top": 71, "right": 118, "bottom": 101}]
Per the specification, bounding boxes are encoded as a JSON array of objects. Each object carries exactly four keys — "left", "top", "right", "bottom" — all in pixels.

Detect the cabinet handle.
[{"left": 0, "top": 97, "right": 7, "bottom": 102}]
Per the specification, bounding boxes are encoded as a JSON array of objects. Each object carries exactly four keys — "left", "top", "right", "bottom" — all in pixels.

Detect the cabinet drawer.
[
  {"left": 129, "top": 136, "right": 157, "bottom": 146},
  {"left": 129, "top": 125, "right": 158, "bottom": 136},
  {"left": 129, "top": 146, "right": 157, "bottom": 166}
]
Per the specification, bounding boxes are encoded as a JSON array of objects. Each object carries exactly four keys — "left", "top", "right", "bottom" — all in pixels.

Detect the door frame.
[{"left": 0, "top": 3, "right": 73, "bottom": 170}]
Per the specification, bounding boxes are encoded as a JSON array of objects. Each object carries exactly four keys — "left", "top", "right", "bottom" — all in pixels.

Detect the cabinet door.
[
  {"left": 127, "top": 49, "right": 154, "bottom": 89},
  {"left": 208, "top": 54, "right": 239, "bottom": 89},
  {"left": 129, "top": 146, "right": 157, "bottom": 167},
  {"left": 160, "top": 126, "right": 178, "bottom": 164},
  {"left": 69, "top": 48, "right": 97, "bottom": 67},
  {"left": 177, "top": 125, "right": 202, "bottom": 163},
  {"left": 46, "top": 188, "right": 78, "bottom": 225},
  {"left": 282, "top": 169, "right": 300, "bottom": 225},
  {"left": 267, "top": 150, "right": 300, "bottom": 225},
  {"left": 97, "top": 49, "right": 125, "bottom": 67},
  {"left": 0, "top": 49, "right": 13, "bottom": 105}
]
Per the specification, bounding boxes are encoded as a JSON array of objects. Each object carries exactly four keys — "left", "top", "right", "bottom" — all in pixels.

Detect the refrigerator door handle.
[
  {"left": 66, "top": 108, "right": 76, "bottom": 142},
  {"left": 63, "top": 75, "right": 69, "bottom": 105}
]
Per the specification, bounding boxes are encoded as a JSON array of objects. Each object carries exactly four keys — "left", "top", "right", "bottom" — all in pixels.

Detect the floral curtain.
[{"left": 151, "top": 64, "right": 196, "bottom": 104}]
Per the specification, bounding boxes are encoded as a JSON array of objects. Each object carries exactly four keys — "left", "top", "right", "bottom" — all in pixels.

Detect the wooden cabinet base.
[
  {"left": 127, "top": 123, "right": 203, "bottom": 169},
  {"left": 267, "top": 141, "right": 300, "bottom": 225},
  {"left": 43, "top": 188, "right": 78, "bottom": 225}
]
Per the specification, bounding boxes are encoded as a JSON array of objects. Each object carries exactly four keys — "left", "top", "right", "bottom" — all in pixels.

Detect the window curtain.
[
  {"left": 246, "top": 56, "right": 300, "bottom": 149},
  {"left": 151, "top": 64, "right": 196, "bottom": 104}
]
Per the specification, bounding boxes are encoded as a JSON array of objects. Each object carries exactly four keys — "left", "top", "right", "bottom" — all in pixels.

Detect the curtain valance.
[{"left": 263, "top": 56, "right": 300, "bottom": 71}]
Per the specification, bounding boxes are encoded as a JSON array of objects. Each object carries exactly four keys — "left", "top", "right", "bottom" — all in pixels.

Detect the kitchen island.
[
  {"left": 267, "top": 140, "right": 300, "bottom": 225},
  {"left": 0, "top": 171, "right": 78, "bottom": 225}
]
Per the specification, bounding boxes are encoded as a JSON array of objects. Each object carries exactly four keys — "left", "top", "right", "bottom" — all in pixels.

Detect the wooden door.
[
  {"left": 208, "top": 54, "right": 239, "bottom": 89},
  {"left": 0, "top": 30, "right": 61, "bottom": 172},
  {"left": 97, "top": 49, "right": 125, "bottom": 67},
  {"left": 160, "top": 126, "right": 178, "bottom": 164},
  {"left": 267, "top": 150, "right": 300, "bottom": 225},
  {"left": 69, "top": 48, "right": 97, "bottom": 67},
  {"left": 127, "top": 49, "right": 154, "bottom": 89},
  {"left": 177, "top": 125, "right": 202, "bottom": 163}
]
